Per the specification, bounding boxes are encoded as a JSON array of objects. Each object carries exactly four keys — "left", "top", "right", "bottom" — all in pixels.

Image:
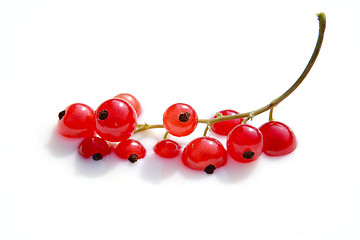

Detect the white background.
[{"left": 1, "top": 0, "right": 360, "bottom": 239}]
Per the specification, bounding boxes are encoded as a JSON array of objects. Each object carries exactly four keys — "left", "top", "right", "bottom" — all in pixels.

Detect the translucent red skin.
[
  {"left": 114, "top": 139, "right": 146, "bottom": 160},
  {"left": 211, "top": 109, "right": 243, "bottom": 136},
  {"left": 259, "top": 121, "right": 297, "bottom": 156},
  {"left": 153, "top": 139, "right": 181, "bottom": 158},
  {"left": 114, "top": 93, "right": 142, "bottom": 117},
  {"left": 182, "top": 137, "right": 227, "bottom": 171},
  {"left": 163, "top": 103, "right": 198, "bottom": 137},
  {"left": 95, "top": 99, "right": 137, "bottom": 142},
  {"left": 227, "top": 124, "right": 263, "bottom": 163},
  {"left": 78, "top": 137, "right": 111, "bottom": 158},
  {"left": 57, "top": 103, "right": 95, "bottom": 138}
]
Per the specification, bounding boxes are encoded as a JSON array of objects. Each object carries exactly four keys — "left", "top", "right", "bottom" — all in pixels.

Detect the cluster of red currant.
[
  {"left": 57, "top": 93, "right": 296, "bottom": 174},
  {"left": 55, "top": 12, "right": 326, "bottom": 175}
]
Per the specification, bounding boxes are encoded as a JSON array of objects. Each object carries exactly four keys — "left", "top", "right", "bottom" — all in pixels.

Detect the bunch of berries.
[
  {"left": 56, "top": 13, "right": 326, "bottom": 175},
  {"left": 57, "top": 93, "right": 297, "bottom": 174}
]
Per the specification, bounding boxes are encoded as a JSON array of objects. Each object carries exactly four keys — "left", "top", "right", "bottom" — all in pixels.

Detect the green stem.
[
  {"left": 163, "top": 131, "right": 169, "bottom": 139},
  {"left": 203, "top": 124, "right": 211, "bottom": 136},
  {"left": 269, "top": 108, "right": 274, "bottom": 121},
  {"left": 134, "top": 13, "right": 326, "bottom": 134},
  {"left": 199, "top": 12, "right": 326, "bottom": 125},
  {"left": 134, "top": 124, "right": 164, "bottom": 134}
]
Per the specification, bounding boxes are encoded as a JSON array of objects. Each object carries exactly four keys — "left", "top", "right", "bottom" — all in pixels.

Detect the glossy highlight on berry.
[
  {"left": 114, "top": 93, "right": 142, "bottom": 117},
  {"left": 153, "top": 139, "right": 181, "bottom": 158},
  {"left": 182, "top": 136, "right": 227, "bottom": 173},
  {"left": 259, "top": 121, "right": 297, "bottom": 156},
  {"left": 211, "top": 109, "right": 243, "bottom": 136},
  {"left": 227, "top": 124, "right": 263, "bottom": 163},
  {"left": 114, "top": 139, "right": 146, "bottom": 163},
  {"left": 78, "top": 137, "right": 111, "bottom": 161},
  {"left": 57, "top": 103, "right": 95, "bottom": 138},
  {"left": 163, "top": 103, "right": 198, "bottom": 137},
  {"left": 95, "top": 98, "right": 137, "bottom": 142}
]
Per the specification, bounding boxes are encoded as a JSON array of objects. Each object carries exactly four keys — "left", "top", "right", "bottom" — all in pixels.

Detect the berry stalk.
[
  {"left": 134, "top": 124, "right": 164, "bottom": 134},
  {"left": 135, "top": 12, "right": 326, "bottom": 134}
]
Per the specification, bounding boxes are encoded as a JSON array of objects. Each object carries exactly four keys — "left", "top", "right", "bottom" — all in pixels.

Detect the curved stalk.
[
  {"left": 134, "top": 13, "right": 326, "bottom": 134},
  {"left": 203, "top": 124, "right": 211, "bottom": 136}
]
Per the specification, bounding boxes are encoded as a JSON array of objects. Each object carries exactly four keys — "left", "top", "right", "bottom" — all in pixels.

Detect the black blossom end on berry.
[
  {"left": 128, "top": 154, "right": 138, "bottom": 163},
  {"left": 92, "top": 153, "right": 103, "bottom": 161},
  {"left": 204, "top": 164, "right": 216, "bottom": 174},
  {"left": 98, "top": 110, "right": 109, "bottom": 120},
  {"left": 58, "top": 110, "right": 66, "bottom": 120},
  {"left": 179, "top": 112, "right": 190, "bottom": 122},
  {"left": 243, "top": 151, "right": 255, "bottom": 160}
]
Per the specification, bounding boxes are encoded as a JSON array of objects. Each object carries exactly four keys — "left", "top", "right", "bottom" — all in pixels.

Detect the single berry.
[
  {"left": 163, "top": 103, "right": 198, "bottom": 137},
  {"left": 78, "top": 137, "right": 111, "bottom": 161},
  {"left": 259, "top": 121, "right": 297, "bottom": 156},
  {"left": 227, "top": 124, "right": 263, "bottom": 163},
  {"left": 95, "top": 98, "right": 137, "bottom": 142},
  {"left": 114, "top": 93, "right": 142, "bottom": 117},
  {"left": 57, "top": 103, "right": 95, "bottom": 138},
  {"left": 211, "top": 109, "right": 244, "bottom": 136},
  {"left": 182, "top": 136, "right": 227, "bottom": 174},
  {"left": 114, "top": 139, "right": 146, "bottom": 163},
  {"left": 153, "top": 139, "right": 181, "bottom": 158}
]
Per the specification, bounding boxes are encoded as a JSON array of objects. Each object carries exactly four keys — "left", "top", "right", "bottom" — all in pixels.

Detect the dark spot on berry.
[
  {"left": 179, "top": 112, "right": 190, "bottom": 122},
  {"left": 204, "top": 164, "right": 216, "bottom": 174},
  {"left": 243, "top": 151, "right": 255, "bottom": 159},
  {"left": 92, "top": 153, "right": 103, "bottom": 161},
  {"left": 58, "top": 110, "right": 65, "bottom": 120},
  {"left": 128, "top": 154, "right": 138, "bottom": 163},
  {"left": 99, "top": 110, "right": 108, "bottom": 120}
]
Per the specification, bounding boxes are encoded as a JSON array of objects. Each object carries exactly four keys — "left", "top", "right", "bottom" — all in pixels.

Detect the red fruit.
[
  {"left": 227, "top": 124, "right": 263, "bottom": 163},
  {"left": 95, "top": 98, "right": 137, "bottom": 142},
  {"left": 114, "top": 139, "right": 146, "bottom": 163},
  {"left": 114, "top": 93, "right": 142, "bottom": 117},
  {"left": 163, "top": 103, "right": 198, "bottom": 137},
  {"left": 259, "top": 121, "right": 297, "bottom": 156},
  {"left": 57, "top": 103, "right": 95, "bottom": 138},
  {"left": 182, "top": 137, "right": 227, "bottom": 174},
  {"left": 153, "top": 139, "right": 181, "bottom": 158},
  {"left": 210, "top": 109, "right": 243, "bottom": 136},
  {"left": 78, "top": 137, "right": 111, "bottom": 161}
]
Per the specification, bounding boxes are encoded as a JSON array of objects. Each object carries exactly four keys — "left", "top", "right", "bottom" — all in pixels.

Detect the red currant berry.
[
  {"left": 95, "top": 98, "right": 137, "bottom": 142},
  {"left": 114, "top": 93, "right": 142, "bottom": 117},
  {"left": 182, "top": 137, "right": 227, "bottom": 174},
  {"left": 259, "top": 121, "right": 297, "bottom": 156},
  {"left": 114, "top": 139, "right": 146, "bottom": 163},
  {"left": 210, "top": 109, "right": 243, "bottom": 136},
  {"left": 153, "top": 139, "right": 181, "bottom": 158},
  {"left": 78, "top": 137, "right": 111, "bottom": 161},
  {"left": 163, "top": 103, "right": 198, "bottom": 137},
  {"left": 57, "top": 103, "right": 95, "bottom": 138},
  {"left": 227, "top": 124, "right": 263, "bottom": 163}
]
